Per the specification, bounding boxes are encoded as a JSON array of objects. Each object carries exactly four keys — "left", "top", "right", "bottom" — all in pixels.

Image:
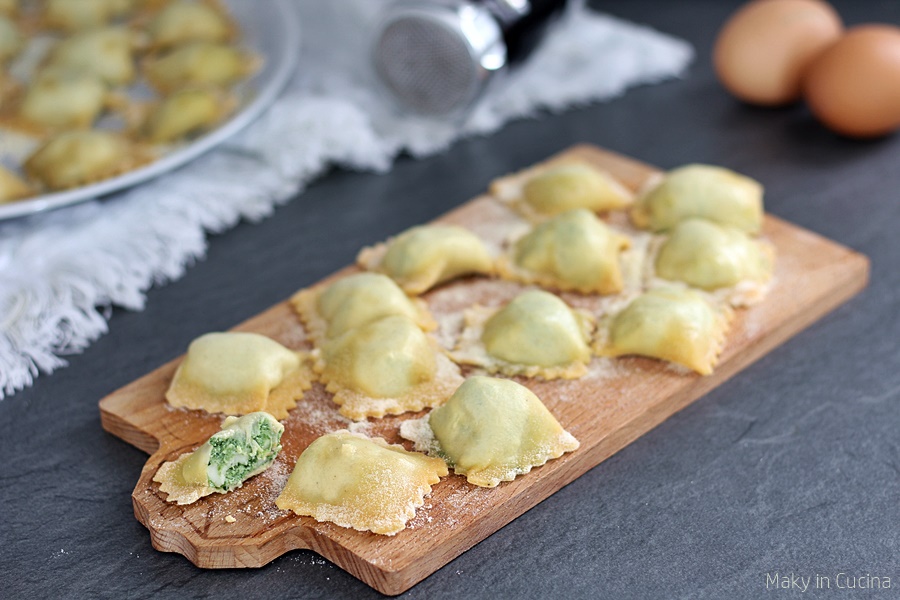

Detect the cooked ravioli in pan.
[
  {"left": 631, "top": 163, "right": 763, "bottom": 233},
  {"left": 142, "top": 87, "right": 233, "bottom": 143},
  {"left": 42, "top": 0, "right": 131, "bottom": 31},
  {"left": 45, "top": 26, "right": 139, "bottom": 86},
  {"left": 314, "top": 314, "right": 463, "bottom": 420},
  {"left": 402, "top": 376, "right": 579, "bottom": 488},
  {"left": 165, "top": 332, "right": 312, "bottom": 419},
  {"left": 20, "top": 68, "right": 108, "bottom": 131},
  {"left": 154, "top": 412, "right": 284, "bottom": 505},
  {"left": 498, "top": 208, "right": 631, "bottom": 295},
  {"left": 0, "top": 14, "right": 22, "bottom": 63},
  {"left": 147, "top": 0, "right": 233, "bottom": 49},
  {"left": 357, "top": 224, "right": 494, "bottom": 295},
  {"left": 23, "top": 130, "right": 150, "bottom": 190},
  {"left": 144, "top": 42, "right": 256, "bottom": 93},
  {"left": 276, "top": 431, "right": 447, "bottom": 536},
  {"left": 596, "top": 287, "right": 732, "bottom": 375},
  {"left": 0, "top": 164, "right": 31, "bottom": 202}
]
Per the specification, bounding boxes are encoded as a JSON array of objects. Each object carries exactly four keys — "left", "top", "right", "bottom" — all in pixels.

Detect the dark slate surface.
[{"left": 3, "top": 1, "right": 899, "bottom": 598}]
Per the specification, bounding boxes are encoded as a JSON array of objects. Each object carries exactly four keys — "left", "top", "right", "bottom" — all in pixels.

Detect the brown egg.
[
  {"left": 714, "top": 0, "right": 843, "bottom": 106},
  {"left": 804, "top": 25, "right": 900, "bottom": 138}
]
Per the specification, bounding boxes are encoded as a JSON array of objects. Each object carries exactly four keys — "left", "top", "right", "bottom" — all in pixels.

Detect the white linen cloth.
[{"left": 0, "top": 1, "right": 693, "bottom": 398}]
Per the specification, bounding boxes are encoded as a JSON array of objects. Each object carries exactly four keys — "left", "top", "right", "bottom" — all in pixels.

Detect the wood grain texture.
[{"left": 99, "top": 145, "right": 870, "bottom": 596}]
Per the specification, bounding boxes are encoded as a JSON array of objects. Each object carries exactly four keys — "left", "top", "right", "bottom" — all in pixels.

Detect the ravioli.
[
  {"left": 144, "top": 42, "right": 256, "bottom": 93},
  {"left": 46, "top": 27, "right": 138, "bottom": 86},
  {"left": 498, "top": 208, "right": 631, "bottom": 295},
  {"left": 42, "top": 0, "right": 125, "bottom": 31},
  {"left": 165, "top": 332, "right": 312, "bottom": 419},
  {"left": 491, "top": 161, "right": 633, "bottom": 221},
  {"left": 148, "top": 1, "right": 232, "bottom": 49},
  {"left": 596, "top": 287, "right": 732, "bottom": 375},
  {"left": 291, "top": 272, "right": 435, "bottom": 345},
  {"left": 142, "top": 87, "right": 233, "bottom": 143},
  {"left": 0, "top": 164, "right": 31, "bottom": 203},
  {"left": 654, "top": 218, "right": 775, "bottom": 298},
  {"left": 631, "top": 164, "right": 764, "bottom": 233},
  {"left": 23, "top": 130, "right": 150, "bottom": 190},
  {"left": 276, "top": 431, "right": 447, "bottom": 536},
  {"left": 154, "top": 412, "right": 284, "bottom": 505},
  {"left": 20, "top": 68, "right": 107, "bottom": 131},
  {"left": 357, "top": 224, "right": 494, "bottom": 295},
  {"left": 402, "top": 376, "right": 579, "bottom": 488},
  {"left": 0, "top": 14, "right": 22, "bottom": 64},
  {"left": 315, "top": 314, "right": 464, "bottom": 420},
  {"left": 451, "top": 289, "right": 594, "bottom": 379},
  {"left": 0, "top": 0, "right": 16, "bottom": 16}
]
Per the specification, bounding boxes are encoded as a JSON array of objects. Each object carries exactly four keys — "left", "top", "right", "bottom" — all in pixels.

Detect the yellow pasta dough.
[
  {"left": 631, "top": 164, "right": 763, "bottom": 233},
  {"left": 357, "top": 224, "right": 494, "bottom": 295},
  {"left": 291, "top": 272, "right": 435, "bottom": 345},
  {"left": 166, "top": 332, "right": 312, "bottom": 419},
  {"left": 276, "top": 431, "right": 447, "bottom": 536},
  {"left": 0, "top": 164, "right": 32, "bottom": 203},
  {"left": 452, "top": 290, "right": 594, "bottom": 379},
  {"left": 20, "top": 68, "right": 107, "bottom": 131},
  {"left": 144, "top": 42, "right": 256, "bottom": 93},
  {"left": 596, "top": 287, "right": 732, "bottom": 375},
  {"left": 23, "top": 130, "right": 150, "bottom": 190},
  {"left": 315, "top": 314, "right": 464, "bottom": 420},
  {"left": 0, "top": 14, "right": 22, "bottom": 63},
  {"left": 142, "top": 87, "right": 233, "bottom": 143},
  {"left": 154, "top": 412, "right": 284, "bottom": 505},
  {"left": 498, "top": 208, "right": 631, "bottom": 295},
  {"left": 45, "top": 27, "right": 139, "bottom": 86},
  {"left": 147, "top": 0, "right": 232, "bottom": 49},
  {"left": 402, "top": 376, "right": 579, "bottom": 488},
  {"left": 654, "top": 218, "right": 775, "bottom": 292}
]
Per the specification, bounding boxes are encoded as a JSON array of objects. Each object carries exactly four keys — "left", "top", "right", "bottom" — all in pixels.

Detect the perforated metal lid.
[{"left": 374, "top": 3, "right": 506, "bottom": 117}]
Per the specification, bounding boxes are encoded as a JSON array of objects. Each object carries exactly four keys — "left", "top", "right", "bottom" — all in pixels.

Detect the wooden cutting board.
[{"left": 99, "top": 145, "right": 870, "bottom": 596}]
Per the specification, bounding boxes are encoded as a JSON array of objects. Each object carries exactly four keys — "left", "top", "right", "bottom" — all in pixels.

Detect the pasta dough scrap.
[
  {"left": 20, "top": 68, "right": 107, "bottom": 131},
  {"left": 451, "top": 289, "right": 595, "bottom": 380},
  {"left": 357, "top": 224, "right": 494, "bottom": 295},
  {"left": 291, "top": 272, "right": 435, "bottom": 346},
  {"left": 23, "top": 130, "right": 150, "bottom": 190},
  {"left": 491, "top": 160, "right": 633, "bottom": 221},
  {"left": 631, "top": 164, "right": 764, "bottom": 233},
  {"left": 497, "top": 208, "right": 631, "bottom": 295},
  {"left": 596, "top": 287, "right": 732, "bottom": 375},
  {"left": 0, "top": 14, "right": 22, "bottom": 63},
  {"left": 654, "top": 218, "right": 775, "bottom": 299},
  {"left": 144, "top": 42, "right": 257, "bottom": 93},
  {"left": 276, "top": 431, "right": 447, "bottom": 536},
  {"left": 147, "top": 0, "right": 233, "bottom": 49},
  {"left": 0, "top": 164, "right": 32, "bottom": 203},
  {"left": 315, "top": 314, "right": 464, "bottom": 420},
  {"left": 45, "top": 27, "right": 140, "bottom": 86},
  {"left": 142, "top": 87, "right": 234, "bottom": 143},
  {"left": 402, "top": 376, "right": 579, "bottom": 488},
  {"left": 166, "top": 332, "right": 312, "bottom": 419},
  {"left": 154, "top": 412, "right": 284, "bottom": 505}
]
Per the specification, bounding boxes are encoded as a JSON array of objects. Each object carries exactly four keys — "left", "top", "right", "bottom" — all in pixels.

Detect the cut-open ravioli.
[
  {"left": 144, "top": 42, "right": 257, "bottom": 93},
  {"left": 0, "top": 14, "right": 22, "bottom": 63},
  {"left": 596, "top": 287, "right": 732, "bottom": 375},
  {"left": 452, "top": 289, "right": 594, "bottom": 379},
  {"left": 275, "top": 431, "right": 447, "bottom": 536},
  {"left": 357, "top": 224, "right": 494, "bottom": 295},
  {"left": 45, "top": 27, "right": 139, "bottom": 86},
  {"left": 166, "top": 332, "right": 312, "bottom": 419},
  {"left": 401, "top": 376, "right": 579, "bottom": 488},
  {"left": 291, "top": 272, "right": 435, "bottom": 346},
  {"left": 653, "top": 218, "right": 775, "bottom": 304},
  {"left": 142, "top": 87, "right": 234, "bottom": 143},
  {"left": 314, "top": 314, "right": 463, "bottom": 420},
  {"left": 491, "top": 161, "right": 633, "bottom": 221},
  {"left": 20, "top": 68, "right": 108, "bottom": 131},
  {"left": 631, "top": 164, "right": 763, "bottom": 233},
  {"left": 147, "top": 0, "right": 233, "bottom": 49},
  {"left": 498, "top": 208, "right": 631, "bottom": 295},
  {"left": 23, "top": 130, "right": 150, "bottom": 190},
  {"left": 154, "top": 412, "right": 284, "bottom": 505},
  {"left": 0, "top": 165, "right": 31, "bottom": 203}
]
